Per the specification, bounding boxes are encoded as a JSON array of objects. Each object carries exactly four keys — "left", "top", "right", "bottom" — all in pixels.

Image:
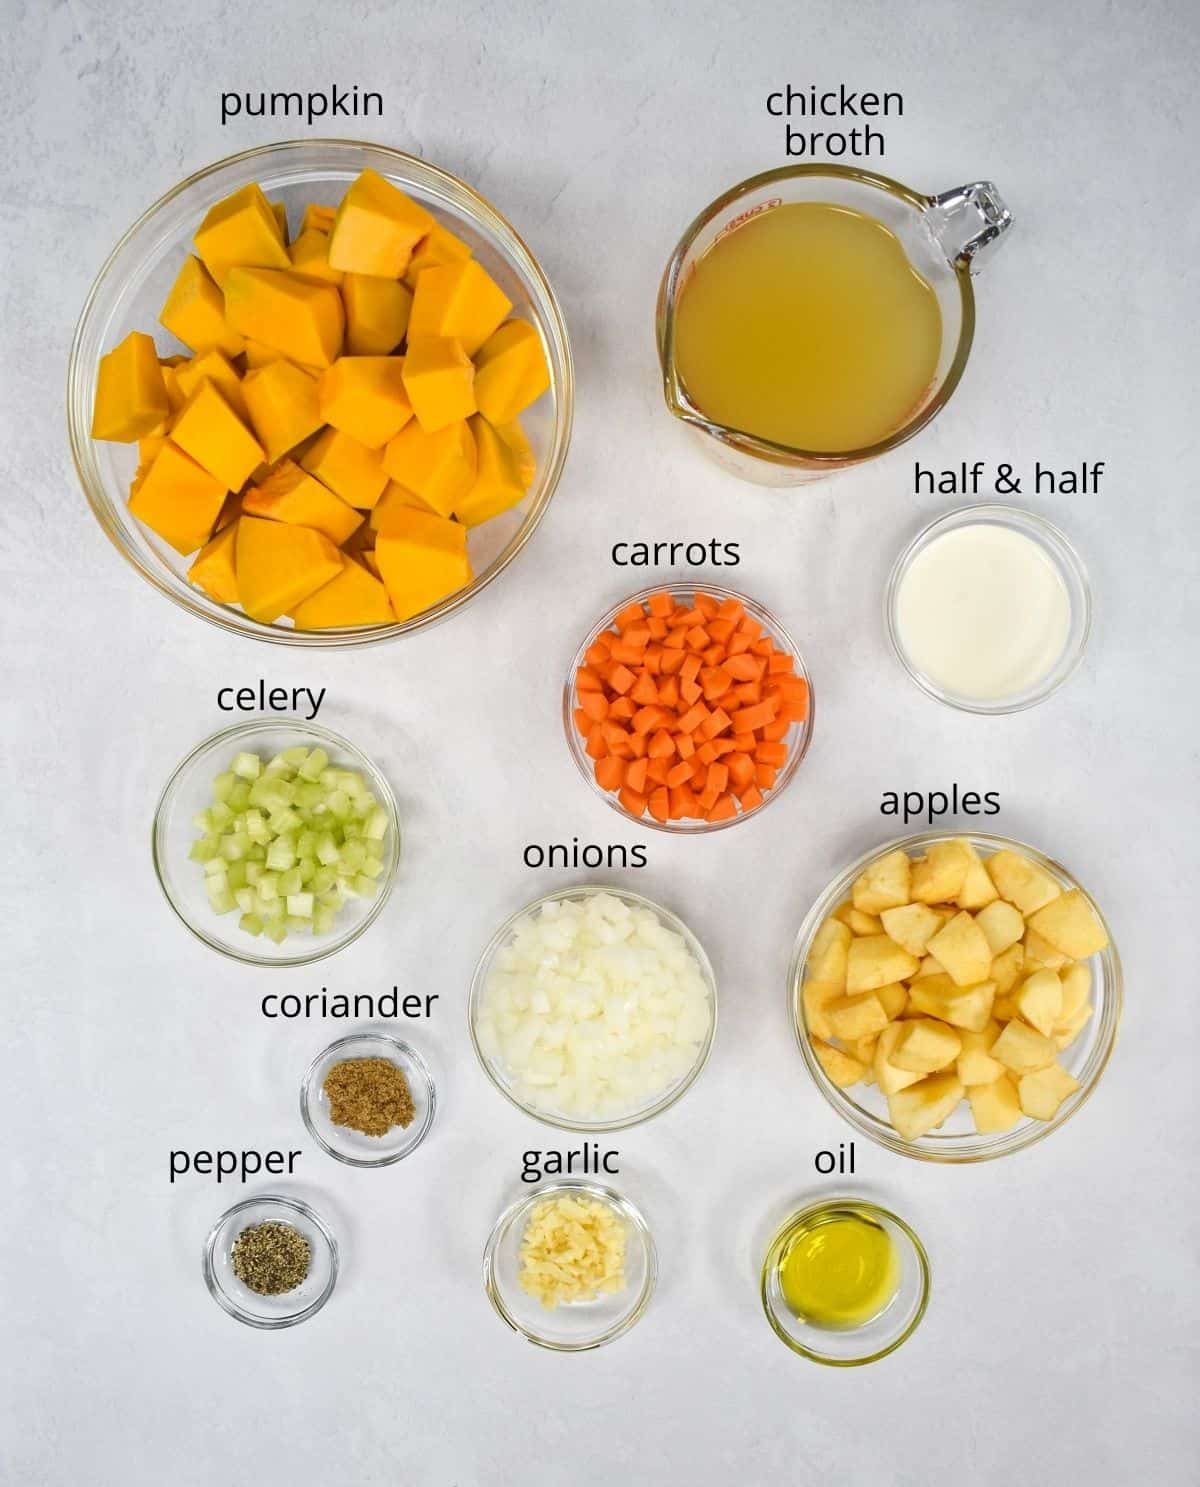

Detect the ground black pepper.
[{"left": 230, "top": 1221, "right": 311, "bottom": 1295}]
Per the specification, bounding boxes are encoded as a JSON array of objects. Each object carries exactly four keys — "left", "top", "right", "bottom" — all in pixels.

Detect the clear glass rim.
[
  {"left": 482, "top": 1179, "right": 658, "bottom": 1351},
  {"left": 562, "top": 582, "right": 815, "bottom": 833},
  {"left": 884, "top": 504, "right": 1093, "bottom": 714},
  {"left": 299, "top": 1033, "right": 436, "bottom": 1167},
  {"left": 202, "top": 1193, "right": 339, "bottom": 1330},
  {"left": 759, "top": 1197, "right": 930, "bottom": 1366},
  {"left": 67, "top": 138, "right": 574, "bottom": 648},
  {"left": 151, "top": 717, "right": 401, "bottom": 967},
  {"left": 789, "top": 830, "right": 1123, "bottom": 1163},
  {"left": 468, "top": 884, "right": 718, "bottom": 1132},
  {"left": 656, "top": 163, "right": 975, "bottom": 465}
]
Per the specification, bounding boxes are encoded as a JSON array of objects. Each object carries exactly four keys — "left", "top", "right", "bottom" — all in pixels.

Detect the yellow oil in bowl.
[{"left": 777, "top": 1206, "right": 899, "bottom": 1330}]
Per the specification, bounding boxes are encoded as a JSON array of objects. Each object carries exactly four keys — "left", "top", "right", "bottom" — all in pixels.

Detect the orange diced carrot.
[
  {"left": 694, "top": 592, "right": 720, "bottom": 618},
  {"left": 676, "top": 702, "right": 709, "bottom": 734},
  {"left": 573, "top": 707, "right": 589, "bottom": 735},
  {"left": 707, "top": 618, "right": 736, "bottom": 644},
  {"left": 680, "top": 653, "right": 702, "bottom": 683},
  {"left": 670, "top": 606, "right": 701, "bottom": 629},
  {"left": 609, "top": 663, "right": 636, "bottom": 695},
  {"left": 696, "top": 740, "right": 718, "bottom": 765},
  {"left": 622, "top": 626, "right": 651, "bottom": 649},
  {"left": 706, "top": 761, "right": 729, "bottom": 794},
  {"left": 610, "top": 640, "right": 645, "bottom": 665},
  {"left": 768, "top": 650, "right": 794, "bottom": 674},
  {"left": 658, "top": 675, "right": 681, "bottom": 708},
  {"left": 716, "top": 597, "right": 745, "bottom": 624},
  {"left": 739, "top": 616, "right": 763, "bottom": 642},
  {"left": 595, "top": 756, "right": 625, "bottom": 791},
  {"left": 680, "top": 677, "right": 702, "bottom": 706},
  {"left": 676, "top": 732, "right": 696, "bottom": 759},
  {"left": 756, "top": 741, "right": 788, "bottom": 766},
  {"left": 730, "top": 681, "right": 762, "bottom": 706},
  {"left": 601, "top": 719, "right": 629, "bottom": 747},
  {"left": 711, "top": 737, "right": 736, "bottom": 756},
  {"left": 732, "top": 731, "right": 756, "bottom": 752},
  {"left": 683, "top": 626, "right": 708, "bottom": 651},
  {"left": 609, "top": 734, "right": 635, "bottom": 759},
  {"left": 690, "top": 757, "right": 708, "bottom": 785},
  {"left": 700, "top": 707, "right": 732, "bottom": 740},
  {"left": 772, "top": 673, "right": 808, "bottom": 698},
  {"left": 629, "top": 731, "right": 649, "bottom": 758},
  {"left": 609, "top": 697, "right": 635, "bottom": 721},
  {"left": 647, "top": 617, "right": 668, "bottom": 639},
  {"left": 723, "top": 654, "right": 760, "bottom": 680},
  {"left": 666, "top": 760, "right": 693, "bottom": 788},
  {"left": 646, "top": 757, "right": 671, "bottom": 786},
  {"left": 632, "top": 704, "right": 663, "bottom": 735},
  {"left": 576, "top": 665, "right": 602, "bottom": 693},
  {"left": 660, "top": 647, "right": 686, "bottom": 674},
  {"left": 663, "top": 629, "right": 687, "bottom": 650},
  {"left": 625, "top": 757, "right": 649, "bottom": 794},
  {"left": 727, "top": 630, "right": 753, "bottom": 656},
  {"left": 729, "top": 699, "right": 778, "bottom": 733},
  {"left": 648, "top": 729, "right": 676, "bottom": 758},
  {"left": 586, "top": 725, "right": 608, "bottom": 760},
  {"left": 615, "top": 602, "right": 646, "bottom": 631},
  {"left": 706, "top": 792, "right": 737, "bottom": 822},
  {"left": 698, "top": 785, "right": 720, "bottom": 812},
  {"left": 642, "top": 647, "right": 663, "bottom": 675},
  {"left": 581, "top": 691, "right": 609, "bottom": 722},
  {"left": 648, "top": 591, "right": 674, "bottom": 618},
  {"left": 700, "top": 666, "right": 733, "bottom": 700},
  {"left": 618, "top": 786, "right": 648, "bottom": 817},
  {"left": 648, "top": 786, "right": 671, "bottom": 822},
  {"left": 701, "top": 643, "right": 726, "bottom": 667},
  {"left": 738, "top": 785, "right": 764, "bottom": 811},
  {"left": 727, "top": 752, "right": 755, "bottom": 790},
  {"left": 669, "top": 785, "right": 699, "bottom": 818},
  {"left": 760, "top": 717, "right": 788, "bottom": 741},
  {"left": 585, "top": 639, "right": 611, "bottom": 666},
  {"left": 755, "top": 763, "right": 778, "bottom": 790},
  {"left": 630, "top": 673, "right": 659, "bottom": 706},
  {"left": 751, "top": 637, "right": 774, "bottom": 657}
]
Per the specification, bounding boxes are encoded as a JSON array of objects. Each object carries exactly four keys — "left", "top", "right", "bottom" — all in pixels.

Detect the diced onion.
[{"left": 476, "top": 892, "right": 712, "bottom": 1121}]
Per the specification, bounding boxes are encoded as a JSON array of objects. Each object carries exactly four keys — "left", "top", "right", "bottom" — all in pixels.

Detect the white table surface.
[{"left": 4, "top": 1, "right": 1198, "bottom": 1482}]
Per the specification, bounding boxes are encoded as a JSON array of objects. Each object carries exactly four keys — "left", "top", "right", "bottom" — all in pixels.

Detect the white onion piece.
[{"left": 476, "top": 892, "right": 712, "bottom": 1121}]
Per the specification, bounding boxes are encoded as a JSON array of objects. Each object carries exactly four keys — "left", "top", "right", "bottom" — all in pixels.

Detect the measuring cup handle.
[{"left": 926, "top": 182, "right": 1013, "bottom": 273}]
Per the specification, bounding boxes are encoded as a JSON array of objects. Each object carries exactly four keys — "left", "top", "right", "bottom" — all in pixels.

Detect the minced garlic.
[{"left": 518, "top": 1194, "right": 627, "bottom": 1309}]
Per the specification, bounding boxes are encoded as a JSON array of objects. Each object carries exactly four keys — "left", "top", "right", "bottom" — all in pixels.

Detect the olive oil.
[
  {"left": 673, "top": 202, "right": 942, "bottom": 453},
  {"left": 778, "top": 1208, "right": 899, "bottom": 1330}
]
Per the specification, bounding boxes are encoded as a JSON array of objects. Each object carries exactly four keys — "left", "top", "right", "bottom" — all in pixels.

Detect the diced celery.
[
  {"left": 313, "top": 905, "right": 336, "bottom": 936},
  {"left": 298, "top": 858, "right": 316, "bottom": 886},
  {"left": 296, "top": 829, "right": 317, "bottom": 858},
  {"left": 257, "top": 872, "right": 280, "bottom": 901},
  {"left": 311, "top": 866, "right": 336, "bottom": 894},
  {"left": 234, "top": 886, "right": 256, "bottom": 913},
  {"left": 209, "top": 802, "right": 234, "bottom": 830},
  {"left": 280, "top": 746, "right": 310, "bottom": 767},
  {"left": 190, "top": 837, "right": 219, "bottom": 863},
  {"left": 317, "top": 888, "right": 345, "bottom": 911},
  {"left": 264, "top": 920, "right": 288, "bottom": 944},
  {"left": 239, "top": 912, "right": 264, "bottom": 937},
  {"left": 326, "top": 789, "right": 351, "bottom": 820},
  {"left": 212, "top": 771, "right": 237, "bottom": 803},
  {"left": 294, "top": 782, "right": 323, "bottom": 810},
  {"left": 340, "top": 841, "right": 366, "bottom": 873},
  {"left": 265, "top": 839, "right": 295, "bottom": 872},
  {"left": 207, "top": 884, "right": 236, "bottom": 914},
  {"left": 360, "top": 855, "right": 384, "bottom": 879},
  {"left": 365, "top": 807, "right": 388, "bottom": 841},
  {"left": 278, "top": 867, "right": 303, "bottom": 897},
  {"left": 316, "top": 834, "right": 339, "bottom": 866},
  {"left": 203, "top": 856, "right": 227, "bottom": 880},
  {"left": 298, "top": 748, "right": 328, "bottom": 781},
  {"left": 286, "top": 892, "right": 314, "bottom": 917},
  {"left": 353, "top": 873, "right": 378, "bottom": 897},
  {"left": 226, "top": 860, "right": 248, "bottom": 890},
  {"left": 220, "top": 834, "right": 248, "bottom": 862},
  {"left": 232, "top": 751, "right": 262, "bottom": 781},
  {"left": 245, "top": 861, "right": 263, "bottom": 885},
  {"left": 192, "top": 808, "right": 212, "bottom": 833}
]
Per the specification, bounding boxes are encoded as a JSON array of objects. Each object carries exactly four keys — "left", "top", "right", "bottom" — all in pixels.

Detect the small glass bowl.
[
  {"left": 68, "top": 139, "right": 573, "bottom": 647},
  {"left": 791, "top": 831, "right": 1122, "bottom": 1162},
  {"left": 152, "top": 718, "right": 401, "bottom": 967},
  {"left": 760, "top": 1198, "right": 930, "bottom": 1365},
  {"left": 483, "top": 1180, "right": 657, "bottom": 1351},
  {"left": 203, "top": 1194, "right": 338, "bottom": 1329},
  {"left": 563, "top": 583, "right": 814, "bottom": 832},
  {"left": 469, "top": 885, "right": 717, "bottom": 1132},
  {"left": 885, "top": 504, "right": 1091, "bottom": 714},
  {"left": 301, "top": 1033, "right": 435, "bottom": 1167}
]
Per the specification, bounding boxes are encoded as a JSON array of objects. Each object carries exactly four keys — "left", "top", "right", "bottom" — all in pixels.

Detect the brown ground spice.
[{"left": 322, "top": 1056, "right": 415, "bottom": 1136}]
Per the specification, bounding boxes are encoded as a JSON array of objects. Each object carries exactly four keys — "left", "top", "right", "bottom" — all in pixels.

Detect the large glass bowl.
[
  {"left": 469, "top": 885, "right": 717, "bottom": 1132},
  {"left": 563, "top": 583, "right": 814, "bottom": 833},
  {"left": 152, "top": 718, "right": 400, "bottom": 967},
  {"left": 790, "top": 831, "right": 1121, "bottom": 1162},
  {"left": 68, "top": 139, "right": 573, "bottom": 646}
]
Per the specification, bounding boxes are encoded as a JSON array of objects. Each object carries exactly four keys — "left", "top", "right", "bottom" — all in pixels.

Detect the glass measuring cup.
[{"left": 656, "top": 165, "right": 1013, "bottom": 485}]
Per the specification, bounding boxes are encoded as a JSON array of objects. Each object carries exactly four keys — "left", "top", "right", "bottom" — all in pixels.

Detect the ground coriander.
[
  {"left": 230, "top": 1220, "right": 311, "bottom": 1295},
  {"left": 322, "top": 1056, "right": 415, "bottom": 1137}
]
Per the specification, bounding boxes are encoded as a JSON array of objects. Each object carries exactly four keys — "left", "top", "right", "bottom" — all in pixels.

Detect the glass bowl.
[
  {"left": 152, "top": 718, "right": 400, "bottom": 967},
  {"left": 760, "top": 1198, "right": 930, "bottom": 1365},
  {"left": 68, "top": 138, "right": 573, "bottom": 647},
  {"left": 469, "top": 885, "right": 717, "bottom": 1132},
  {"left": 203, "top": 1194, "right": 338, "bottom": 1329},
  {"left": 563, "top": 583, "right": 814, "bottom": 833},
  {"left": 301, "top": 1033, "right": 435, "bottom": 1167},
  {"left": 885, "top": 504, "right": 1091, "bottom": 714},
  {"left": 791, "top": 831, "right": 1122, "bottom": 1162},
  {"left": 483, "top": 1180, "right": 657, "bottom": 1351}
]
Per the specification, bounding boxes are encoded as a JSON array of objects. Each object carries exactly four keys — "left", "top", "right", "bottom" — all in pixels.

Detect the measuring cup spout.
[{"left": 926, "top": 182, "right": 1013, "bottom": 273}]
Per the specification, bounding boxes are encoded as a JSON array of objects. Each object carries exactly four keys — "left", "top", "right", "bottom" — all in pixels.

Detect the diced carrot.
[
  {"left": 642, "top": 646, "right": 663, "bottom": 675},
  {"left": 648, "top": 729, "right": 675, "bottom": 758},
  {"left": 610, "top": 640, "right": 645, "bottom": 665},
  {"left": 663, "top": 629, "right": 687, "bottom": 650},
  {"left": 646, "top": 757, "right": 671, "bottom": 786},
  {"left": 648, "top": 591, "right": 674, "bottom": 618},
  {"left": 669, "top": 785, "right": 699, "bottom": 818},
  {"left": 768, "top": 650, "right": 794, "bottom": 674},
  {"left": 729, "top": 699, "right": 778, "bottom": 732},
  {"left": 676, "top": 702, "right": 709, "bottom": 734},
  {"left": 680, "top": 653, "right": 702, "bottom": 683},
  {"left": 730, "top": 681, "right": 762, "bottom": 706},
  {"left": 660, "top": 648, "right": 686, "bottom": 674},
  {"left": 676, "top": 732, "right": 696, "bottom": 759},
  {"left": 648, "top": 786, "right": 671, "bottom": 822},
  {"left": 706, "top": 761, "right": 729, "bottom": 794},
  {"left": 698, "top": 785, "right": 720, "bottom": 812},
  {"left": 666, "top": 760, "right": 693, "bottom": 788},
  {"left": 629, "top": 731, "right": 648, "bottom": 758},
  {"left": 586, "top": 725, "right": 607, "bottom": 760},
  {"left": 761, "top": 717, "right": 790, "bottom": 741},
  {"left": 625, "top": 757, "right": 649, "bottom": 794},
  {"left": 630, "top": 673, "right": 659, "bottom": 706},
  {"left": 755, "top": 741, "right": 788, "bottom": 766},
  {"left": 585, "top": 639, "right": 611, "bottom": 665},
  {"left": 609, "top": 697, "right": 635, "bottom": 721},
  {"left": 696, "top": 740, "right": 718, "bottom": 765},
  {"left": 580, "top": 691, "right": 609, "bottom": 722},
  {"left": 594, "top": 756, "right": 625, "bottom": 791},
  {"left": 700, "top": 707, "right": 732, "bottom": 740},
  {"left": 727, "top": 630, "right": 753, "bottom": 656},
  {"left": 647, "top": 617, "right": 668, "bottom": 639},
  {"left": 658, "top": 675, "right": 681, "bottom": 708},
  {"left": 685, "top": 625, "right": 709, "bottom": 651},
  {"left": 707, "top": 618, "right": 736, "bottom": 644},
  {"left": 727, "top": 752, "right": 755, "bottom": 791},
  {"left": 751, "top": 637, "right": 774, "bottom": 657},
  {"left": 711, "top": 737, "right": 736, "bottom": 756},
  {"left": 706, "top": 792, "right": 737, "bottom": 822},
  {"left": 609, "top": 735, "right": 635, "bottom": 759},
  {"left": 701, "top": 643, "right": 726, "bottom": 667},
  {"left": 690, "top": 758, "right": 708, "bottom": 786},
  {"left": 700, "top": 666, "right": 732, "bottom": 700},
  {"left": 694, "top": 592, "right": 720, "bottom": 618},
  {"left": 622, "top": 626, "right": 651, "bottom": 649},
  {"left": 573, "top": 707, "right": 589, "bottom": 735},
  {"left": 732, "top": 732, "right": 756, "bottom": 752},
  {"left": 609, "top": 663, "right": 636, "bottom": 695},
  {"left": 724, "top": 653, "right": 761, "bottom": 680},
  {"left": 679, "top": 677, "right": 702, "bottom": 706},
  {"left": 738, "top": 616, "right": 763, "bottom": 642},
  {"left": 772, "top": 674, "right": 808, "bottom": 699},
  {"left": 576, "top": 665, "right": 602, "bottom": 693},
  {"left": 669, "top": 607, "right": 701, "bottom": 629},
  {"left": 618, "top": 786, "right": 648, "bottom": 817},
  {"left": 755, "top": 763, "right": 778, "bottom": 790},
  {"left": 738, "top": 785, "right": 764, "bottom": 811},
  {"left": 615, "top": 603, "right": 645, "bottom": 631},
  {"left": 716, "top": 597, "right": 745, "bottom": 624},
  {"left": 632, "top": 704, "right": 666, "bottom": 735}
]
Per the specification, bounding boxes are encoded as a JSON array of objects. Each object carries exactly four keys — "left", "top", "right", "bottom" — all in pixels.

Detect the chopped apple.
[
  {"left": 848, "top": 1032, "right": 881, "bottom": 1069},
  {"left": 927, "top": 911, "right": 994, "bottom": 987},
  {"left": 956, "top": 842, "right": 999, "bottom": 910},
  {"left": 907, "top": 973, "right": 995, "bottom": 1032},
  {"left": 1017, "top": 1062, "right": 1080, "bottom": 1120},
  {"left": 801, "top": 979, "right": 841, "bottom": 1041},
  {"left": 990, "top": 943, "right": 1025, "bottom": 994},
  {"left": 811, "top": 1038, "right": 866, "bottom": 1088},
  {"left": 890, "top": 1018, "right": 962, "bottom": 1074},
  {"left": 974, "top": 900, "right": 1025, "bottom": 956},
  {"left": 968, "top": 1075, "right": 1021, "bottom": 1133},
  {"left": 1058, "top": 961, "right": 1092, "bottom": 1021},
  {"left": 873, "top": 1022, "right": 923, "bottom": 1094},
  {"left": 910, "top": 840, "right": 970, "bottom": 904},
  {"left": 956, "top": 1023, "right": 1006, "bottom": 1086},
  {"left": 912, "top": 953, "right": 945, "bottom": 979},
  {"left": 845, "top": 935, "right": 920, "bottom": 994},
  {"left": 1053, "top": 1002, "right": 1093, "bottom": 1051},
  {"left": 1027, "top": 889, "right": 1109, "bottom": 959},
  {"left": 807, "top": 917, "right": 851, "bottom": 988},
  {"left": 887, "top": 1070, "right": 964, "bottom": 1141},
  {"left": 851, "top": 848, "right": 911, "bottom": 914},
  {"left": 1013, "top": 969, "right": 1063, "bottom": 1038},
  {"left": 1023, "top": 925, "right": 1068, "bottom": 971},
  {"left": 826, "top": 992, "right": 890, "bottom": 1041},
  {"left": 879, "top": 902, "right": 942, "bottom": 957},
  {"left": 985, "top": 849, "right": 1062, "bottom": 915},
  {"left": 875, "top": 981, "right": 909, "bottom": 1021},
  {"left": 991, "top": 1019, "right": 1057, "bottom": 1074},
  {"left": 992, "top": 993, "right": 1020, "bottom": 1022}
]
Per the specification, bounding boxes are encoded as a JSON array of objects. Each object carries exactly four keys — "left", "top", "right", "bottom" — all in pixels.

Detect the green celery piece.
[
  {"left": 298, "top": 747, "right": 329, "bottom": 781},
  {"left": 257, "top": 872, "right": 280, "bottom": 901},
  {"left": 227, "top": 781, "right": 252, "bottom": 812},
  {"left": 202, "top": 855, "right": 227, "bottom": 880},
  {"left": 311, "top": 866, "right": 336, "bottom": 895},
  {"left": 211, "top": 771, "right": 237, "bottom": 804},
  {"left": 209, "top": 801, "right": 234, "bottom": 830},
  {"left": 297, "top": 858, "right": 316, "bottom": 886},
  {"left": 313, "top": 905, "right": 336, "bottom": 936},
  {"left": 286, "top": 892, "right": 314, "bottom": 918},
  {"left": 279, "top": 746, "right": 310, "bottom": 768},
  {"left": 265, "top": 840, "right": 295, "bottom": 872},
  {"left": 232, "top": 751, "right": 262, "bottom": 781},
  {"left": 226, "top": 860, "right": 248, "bottom": 890},
  {"left": 296, "top": 829, "right": 317, "bottom": 858},
  {"left": 316, "top": 834, "right": 339, "bottom": 866},
  {"left": 278, "top": 867, "right": 303, "bottom": 897},
  {"left": 264, "top": 919, "right": 288, "bottom": 944},
  {"left": 353, "top": 873, "right": 378, "bottom": 897},
  {"left": 190, "top": 837, "right": 219, "bottom": 863},
  {"left": 219, "top": 834, "right": 248, "bottom": 862},
  {"left": 365, "top": 807, "right": 388, "bottom": 841},
  {"left": 244, "top": 861, "right": 263, "bottom": 884},
  {"left": 285, "top": 916, "right": 311, "bottom": 933},
  {"left": 207, "top": 884, "right": 236, "bottom": 914},
  {"left": 340, "top": 840, "right": 366, "bottom": 873},
  {"left": 359, "top": 855, "right": 384, "bottom": 879},
  {"left": 234, "top": 886, "right": 256, "bottom": 913},
  {"left": 239, "top": 912, "right": 264, "bottom": 937}
]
